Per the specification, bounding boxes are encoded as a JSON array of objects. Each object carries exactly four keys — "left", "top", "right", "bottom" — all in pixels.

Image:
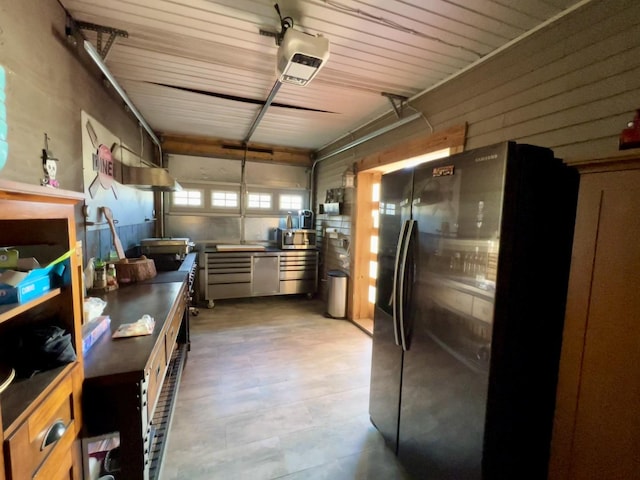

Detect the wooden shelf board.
[{"left": 0, "top": 288, "right": 62, "bottom": 325}]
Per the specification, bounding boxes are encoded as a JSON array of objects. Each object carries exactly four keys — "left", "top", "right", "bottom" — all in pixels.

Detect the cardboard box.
[
  {"left": 0, "top": 274, "right": 51, "bottom": 304},
  {"left": 0, "top": 250, "right": 71, "bottom": 305},
  {"left": 82, "top": 315, "right": 111, "bottom": 355}
]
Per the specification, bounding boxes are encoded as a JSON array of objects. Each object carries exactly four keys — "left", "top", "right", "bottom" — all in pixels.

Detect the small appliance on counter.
[
  {"left": 140, "top": 237, "right": 194, "bottom": 259},
  {"left": 138, "top": 237, "right": 199, "bottom": 319},
  {"left": 298, "top": 209, "right": 314, "bottom": 229},
  {"left": 276, "top": 228, "right": 317, "bottom": 250}
]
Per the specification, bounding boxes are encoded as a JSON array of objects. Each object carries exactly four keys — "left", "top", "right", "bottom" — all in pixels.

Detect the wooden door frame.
[
  {"left": 350, "top": 171, "right": 381, "bottom": 320},
  {"left": 349, "top": 124, "right": 467, "bottom": 320}
]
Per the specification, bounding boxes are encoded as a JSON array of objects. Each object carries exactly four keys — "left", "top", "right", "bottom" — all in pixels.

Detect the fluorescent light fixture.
[
  {"left": 376, "top": 147, "right": 452, "bottom": 174},
  {"left": 83, "top": 40, "right": 161, "bottom": 149}
]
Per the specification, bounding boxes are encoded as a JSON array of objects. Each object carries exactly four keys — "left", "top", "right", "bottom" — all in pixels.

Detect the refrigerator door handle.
[
  {"left": 398, "top": 220, "right": 416, "bottom": 352},
  {"left": 392, "top": 220, "right": 410, "bottom": 347}
]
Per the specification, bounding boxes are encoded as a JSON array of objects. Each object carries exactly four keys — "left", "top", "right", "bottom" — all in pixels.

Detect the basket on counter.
[{"left": 114, "top": 256, "right": 156, "bottom": 284}]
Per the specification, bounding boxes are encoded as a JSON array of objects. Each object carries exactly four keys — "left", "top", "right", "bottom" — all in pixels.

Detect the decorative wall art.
[
  {"left": 81, "top": 111, "right": 154, "bottom": 228},
  {"left": 41, "top": 134, "right": 59, "bottom": 188}
]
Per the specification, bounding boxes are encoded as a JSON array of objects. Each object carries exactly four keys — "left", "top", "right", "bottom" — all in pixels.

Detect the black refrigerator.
[{"left": 369, "top": 141, "right": 579, "bottom": 479}]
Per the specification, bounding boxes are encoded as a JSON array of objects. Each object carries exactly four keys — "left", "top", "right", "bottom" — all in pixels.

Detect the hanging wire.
[{"left": 274, "top": 3, "right": 294, "bottom": 44}]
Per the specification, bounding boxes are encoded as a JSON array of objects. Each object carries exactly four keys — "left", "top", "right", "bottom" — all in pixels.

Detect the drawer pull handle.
[{"left": 41, "top": 419, "right": 67, "bottom": 450}]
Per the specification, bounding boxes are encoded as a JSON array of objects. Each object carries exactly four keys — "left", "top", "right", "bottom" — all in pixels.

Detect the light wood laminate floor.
[{"left": 160, "top": 296, "right": 411, "bottom": 480}]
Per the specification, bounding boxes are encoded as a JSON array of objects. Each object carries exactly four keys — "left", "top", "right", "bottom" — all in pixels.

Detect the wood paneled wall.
[
  {"left": 412, "top": 0, "right": 640, "bottom": 160},
  {"left": 317, "top": 0, "right": 640, "bottom": 166},
  {"left": 314, "top": 0, "right": 640, "bottom": 307}
]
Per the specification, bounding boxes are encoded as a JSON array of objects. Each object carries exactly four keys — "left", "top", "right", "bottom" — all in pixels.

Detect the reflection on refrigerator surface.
[
  {"left": 369, "top": 141, "right": 580, "bottom": 480},
  {"left": 400, "top": 313, "right": 487, "bottom": 479}
]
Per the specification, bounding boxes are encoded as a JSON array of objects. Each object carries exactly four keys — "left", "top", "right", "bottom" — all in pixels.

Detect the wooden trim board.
[
  {"left": 161, "top": 134, "right": 313, "bottom": 167},
  {"left": 355, "top": 123, "right": 467, "bottom": 172}
]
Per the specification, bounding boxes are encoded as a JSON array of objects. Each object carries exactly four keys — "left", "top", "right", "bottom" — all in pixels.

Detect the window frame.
[
  {"left": 246, "top": 191, "right": 273, "bottom": 211},
  {"left": 171, "top": 188, "right": 205, "bottom": 209},
  {"left": 278, "top": 192, "right": 305, "bottom": 212},
  {"left": 210, "top": 189, "right": 240, "bottom": 209}
]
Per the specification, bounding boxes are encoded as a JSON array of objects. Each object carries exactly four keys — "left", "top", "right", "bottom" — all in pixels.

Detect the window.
[
  {"left": 370, "top": 235, "right": 379, "bottom": 254},
  {"left": 173, "top": 189, "right": 202, "bottom": 207},
  {"left": 372, "top": 183, "right": 380, "bottom": 202},
  {"left": 369, "top": 260, "right": 378, "bottom": 279},
  {"left": 381, "top": 202, "right": 396, "bottom": 215},
  {"left": 279, "top": 194, "right": 303, "bottom": 211},
  {"left": 211, "top": 190, "right": 238, "bottom": 208},
  {"left": 370, "top": 182, "right": 381, "bottom": 305},
  {"left": 247, "top": 193, "right": 271, "bottom": 209},
  {"left": 372, "top": 209, "right": 379, "bottom": 229},
  {"left": 368, "top": 285, "right": 377, "bottom": 304}
]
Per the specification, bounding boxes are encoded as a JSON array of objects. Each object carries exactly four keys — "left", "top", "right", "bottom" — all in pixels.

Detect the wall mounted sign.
[
  {"left": 85, "top": 118, "right": 117, "bottom": 198},
  {"left": 81, "top": 111, "right": 154, "bottom": 229}
]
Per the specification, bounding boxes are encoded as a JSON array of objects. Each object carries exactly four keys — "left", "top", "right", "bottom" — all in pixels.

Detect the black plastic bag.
[{"left": 1, "top": 325, "right": 76, "bottom": 378}]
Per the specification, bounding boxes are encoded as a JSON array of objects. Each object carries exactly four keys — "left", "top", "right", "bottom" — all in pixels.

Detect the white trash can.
[{"left": 326, "top": 270, "right": 348, "bottom": 318}]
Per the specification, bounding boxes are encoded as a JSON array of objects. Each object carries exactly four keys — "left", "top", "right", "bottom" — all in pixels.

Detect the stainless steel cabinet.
[
  {"left": 279, "top": 251, "right": 319, "bottom": 295},
  {"left": 205, "top": 250, "right": 318, "bottom": 307}
]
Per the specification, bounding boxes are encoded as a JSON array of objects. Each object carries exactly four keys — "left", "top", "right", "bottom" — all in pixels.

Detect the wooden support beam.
[
  {"left": 160, "top": 134, "right": 313, "bottom": 167},
  {"left": 355, "top": 123, "right": 467, "bottom": 172}
]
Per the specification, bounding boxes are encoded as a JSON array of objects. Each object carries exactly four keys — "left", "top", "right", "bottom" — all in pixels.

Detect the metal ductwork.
[
  {"left": 122, "top": 165, "right": 182, "bottom": 192},
  {"left": 83, "top": 39, "right": 176, "bottom": 192}
]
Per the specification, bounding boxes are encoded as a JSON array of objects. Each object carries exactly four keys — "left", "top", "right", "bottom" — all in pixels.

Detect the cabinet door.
[
  {"left": 252, "top": 256, "right": 280, "bottom": 295},
  {"left": 550, "top": 166, "right": 640, "bottom": 479}
]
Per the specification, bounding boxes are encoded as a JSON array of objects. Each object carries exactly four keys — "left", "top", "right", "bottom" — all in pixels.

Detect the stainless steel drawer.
[
  {"left": 204, "top": 250, "right": 318, "bottom": 304},
  {"left": 207, "top": 262, "right": 251, "bottom": 270},
  {"left": 207, "top": 258, "right": 251, "bottom": 268},
  {"left": 280, "top": 270, "right": 315, "bottom": 281},
  {"left": 208, "top": 283, "right": 252, "bottom": 299},
  {"left": 208, "top": 273, "right": 252, "bottom": 284}
]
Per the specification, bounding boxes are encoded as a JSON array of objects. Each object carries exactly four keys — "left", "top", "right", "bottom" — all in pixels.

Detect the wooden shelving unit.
[{"left": 0, "top": 180, "right": 84, "bottom": 480}]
